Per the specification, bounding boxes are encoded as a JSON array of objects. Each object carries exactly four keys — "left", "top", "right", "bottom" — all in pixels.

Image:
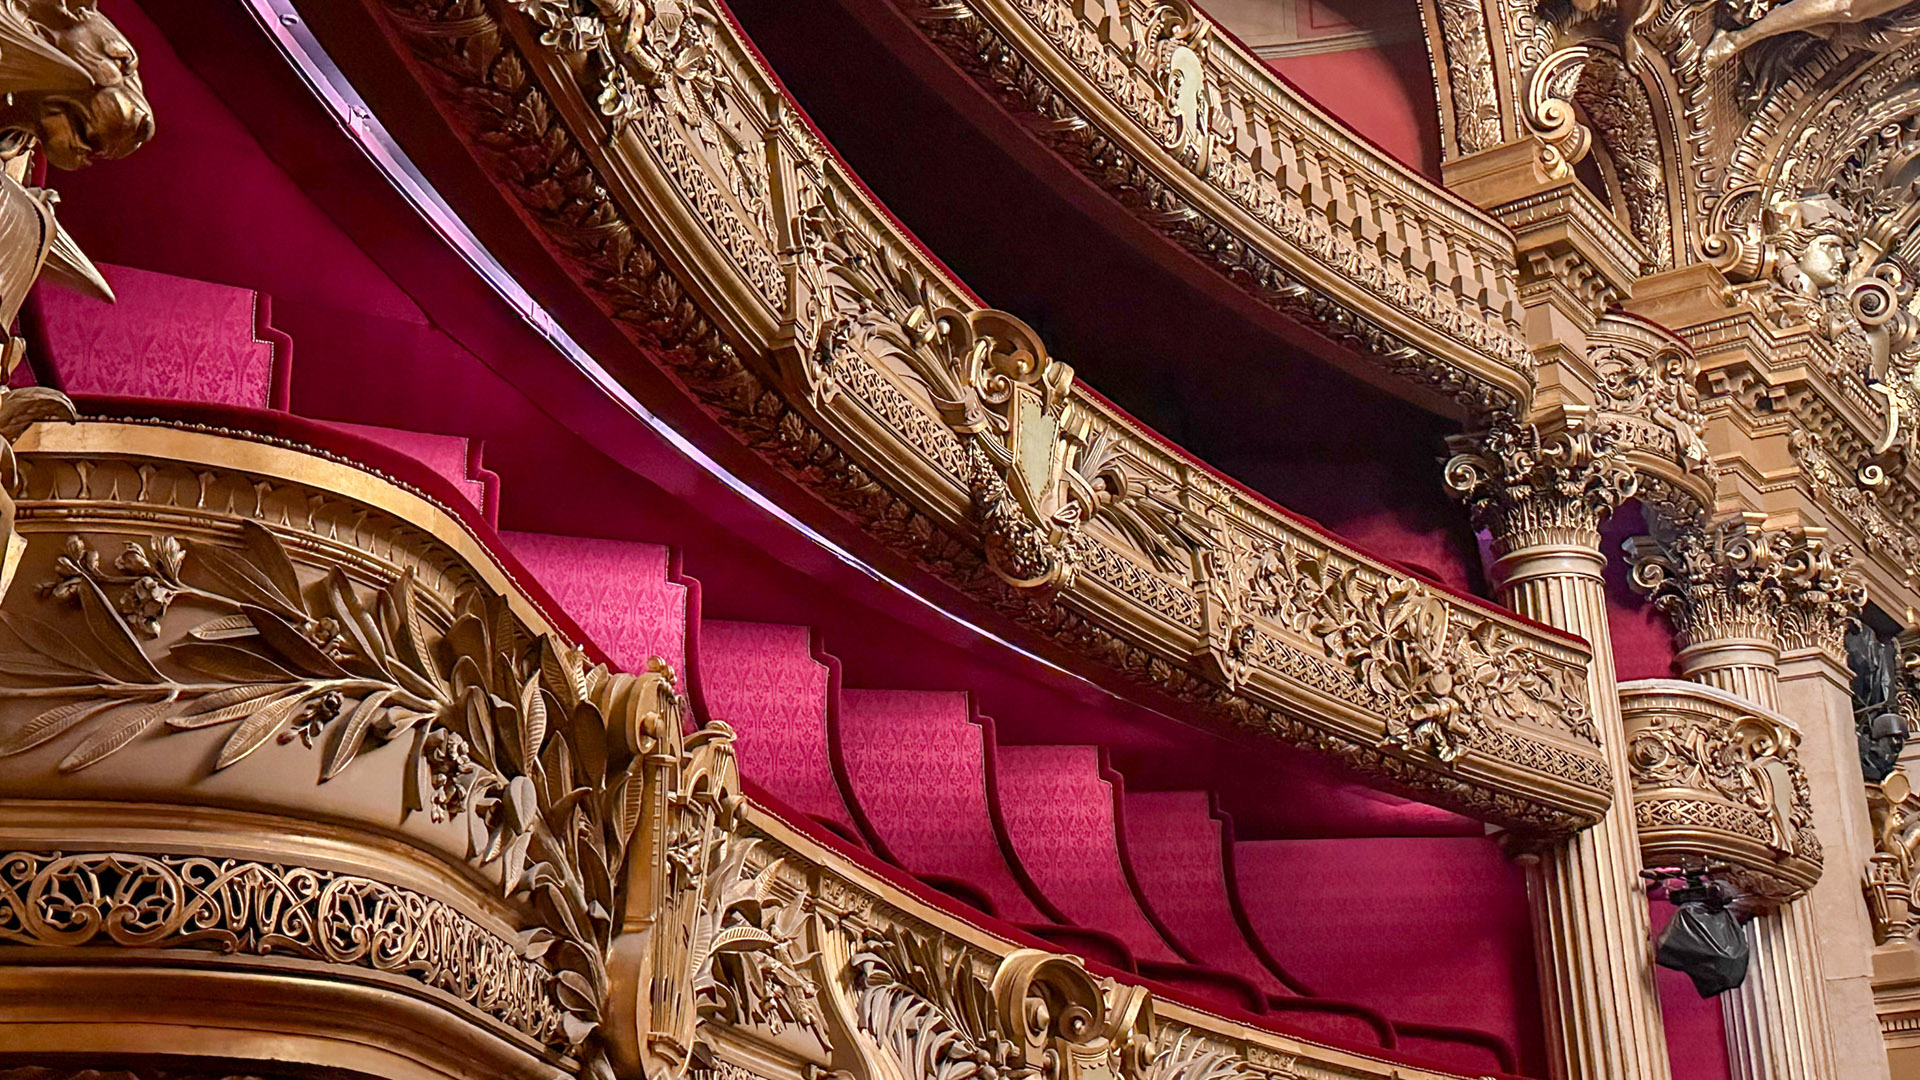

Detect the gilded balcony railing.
[
  {"left": 876, "top": 0, "right": 1535, "bottom": 412},
  {"left": 1618, "top": 679, "right": 1823, "bottom": 901},
  {"left": 357, "top": 0, "right": 1610, "bottom": 830},
  {"left": 0, "top": 419, "right": 1514, "bottom": 1080}
]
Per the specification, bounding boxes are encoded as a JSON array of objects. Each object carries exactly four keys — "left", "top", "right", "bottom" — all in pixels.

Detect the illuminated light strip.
[{"left": 242, "top": 0, "right": 1118, "bottom": 695}]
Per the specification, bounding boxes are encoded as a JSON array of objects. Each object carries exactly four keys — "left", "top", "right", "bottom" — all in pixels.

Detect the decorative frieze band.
[{"left": 0, "top": 849, "right": 570, "bottom": 1046}]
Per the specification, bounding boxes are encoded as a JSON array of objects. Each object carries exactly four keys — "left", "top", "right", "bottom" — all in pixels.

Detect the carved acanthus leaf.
[
  {"left": 849, "top": 927, "right": 1147, "bottom": 1080},
  {"left": 0, "top": 521, "right": 684, "bottom": 1075},
  {"left": 1443, "top": 409, "right": 1640, "bottom": 548},
  {"left": 1625, "top": 515, "right": 1865, "bottom": 655}
]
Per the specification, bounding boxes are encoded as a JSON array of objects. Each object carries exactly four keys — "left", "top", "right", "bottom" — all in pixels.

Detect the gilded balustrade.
[
  {"left": 0, "top": 419, "right": 1519, "bottom": 1080},
  {"left": 876, "top": 0, "right": 1535, "bottom": 414},
  {"left": 354, "top": 0, "right": 1610, "bottom": 832}
]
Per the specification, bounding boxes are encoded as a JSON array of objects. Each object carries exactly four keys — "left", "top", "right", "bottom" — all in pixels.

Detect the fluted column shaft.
[
  {"left": 1645, "top": 518, "right": 1856, "bottom": 1080},
  {"left": 1494, "top": 533, "right": 1673, "bottom": 1080},
  {"left": 1447, "top": 415, "right": 1671, "bottom": 1080}
]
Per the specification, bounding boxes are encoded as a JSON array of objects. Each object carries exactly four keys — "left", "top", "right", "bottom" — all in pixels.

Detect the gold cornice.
[{"left": 0, "top": 966, "right": 562, "bottom": 1080}]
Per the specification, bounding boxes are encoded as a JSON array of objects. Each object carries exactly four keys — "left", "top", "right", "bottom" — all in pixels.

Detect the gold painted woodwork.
[
  {"left": 0, "top": 420, "right": 1512, "bottom": 1080},
  {"left": 864, "top": 0, "right": 1537, "bottom": 414},
  {"left": 359, "top": 0, "right": 1611, "bottom": 831},
  {"left": 1619, "top": 679, "right": 1824, "bottom": 901}
]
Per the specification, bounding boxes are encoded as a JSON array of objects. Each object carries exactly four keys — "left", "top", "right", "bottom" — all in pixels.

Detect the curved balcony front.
[
  {"left": 286, "top": 0, "right": 1612, "bottom": 830},
  {"left": 0, "top": 416, "right": 1533, "bottom": 1080},
  {"left": 1618, "top": 678, "right": 1823, "bottom": 902},
  {"left": 761, "top": 0, "right": 1534, "bottom": 415}
]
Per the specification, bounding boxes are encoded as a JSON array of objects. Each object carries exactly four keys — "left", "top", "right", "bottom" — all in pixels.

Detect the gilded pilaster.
[
  {"left": 1446, "top": 409, "right": 1672, "bottom": 1080},
  {"left": 1628, "top": 515, "right": 1863, "bottom": 1080}
]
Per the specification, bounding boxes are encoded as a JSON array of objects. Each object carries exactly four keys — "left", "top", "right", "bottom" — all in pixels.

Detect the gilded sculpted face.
[
  {"left": 0, "top": 0, "right": 154, "bottom": 170},
  {"left": 1800, "top": 233, "right": 1849, "bottom": 291}
]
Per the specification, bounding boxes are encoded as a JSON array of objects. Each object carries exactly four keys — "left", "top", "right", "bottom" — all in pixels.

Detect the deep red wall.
[{"left": 1266, "top": 39, "right": 1442, "bottom": 179}]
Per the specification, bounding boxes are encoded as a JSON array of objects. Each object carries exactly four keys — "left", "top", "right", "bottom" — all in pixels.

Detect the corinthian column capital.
[
  {"left": 1444, "top": 406, "right": 1640, "bottom": 556},
  {"left": 1625, "top": 515, "right": 1865, "bottom": 662}
]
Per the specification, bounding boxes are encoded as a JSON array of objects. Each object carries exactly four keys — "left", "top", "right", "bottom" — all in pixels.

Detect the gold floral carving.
[
  {"left": 371, "top": 0, "right": 1609, "bottom": 830},
  {"left": 1591, "top": 340, "right": 1710, "bottom": 472},
  {"left": 1431, "top": 0, "right": 1503, "bottom": 155},
  {"left": 1241, "top": 547, "right": 1597, "bottom": 761},
  {"left": 605, "top": 694, "right": 821, "bottom": 1079},
  {"left": 849, "top": 927, "right": 1152, "bottom": 1080},
  {"left": 1619, "top": 681, "right": 1822, "bottom": 901},
  {"left": 0, "top": 849, "right": 570, "bottom": 1045},
  {"left": 0, "top": 515, "right": 702, "bottom": 1076}
]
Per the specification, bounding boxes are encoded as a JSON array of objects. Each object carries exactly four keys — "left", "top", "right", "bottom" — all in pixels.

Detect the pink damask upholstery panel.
[
  {"left": 836, "top": 689, "right": 1045, "bottom": 923},
  {"left": 1234, "top": 836, "right": 1541, "bottom": 1072},
  {"left": 1121, "top": 791, "right": 1284, "bottom": 993},
  {"left": 994, "top": 746, "right": 1180, "bottom": 964},
  {"left": 318, "top": 421, "right": 489, "bottom": 514},
  {"left": 35, "top": 264, "right": 282, "bottom": 409},
  {"left": 700, "top": 621, "right": 862, "bottom": 842},
  {"left": 501, "top": 532, "right": 687, "bottom": 677}
]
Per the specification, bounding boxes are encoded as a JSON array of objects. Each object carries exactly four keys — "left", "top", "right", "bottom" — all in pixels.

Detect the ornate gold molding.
[
  {"left": 0, "top": 849, "right": 568, "bottom": 1044},
  {"left": 0, "top": 421, "right": 731, "bottom": 1079},
  {"left": 870, "top": 0, "right": 1536, "bottom": 412},
  {"left": 363, "top": 0, "right": 1611, "bottom": 829},
  {"left": 721, "top": 799, "right": 1511, "bottom": 1080},
  {"left": 1625, "top": 514, "right": 1865, "bottom": 660},
  {"left": 1619, "top": 679, "right": 1823, "bottom": 902},
  {"left": 0, "top": 419, "right": 1525, "bottom": 1080}
]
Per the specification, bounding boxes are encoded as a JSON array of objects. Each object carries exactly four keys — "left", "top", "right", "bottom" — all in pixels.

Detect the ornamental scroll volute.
[
  {"left": 1137, "top": 1, "right": 1215, "bottom": 177},
  {"left": 934, "top": 307, "right": 1085, "bottom": 590},
  {"left": 847, "top": 926, "right": 1153, "bottom": 1080},
  {"left": 604, "top": 691, "right": 820, "bottom": 1080},
  {"left": 0, "top": 0, "right": 154, "bottom": 601}
]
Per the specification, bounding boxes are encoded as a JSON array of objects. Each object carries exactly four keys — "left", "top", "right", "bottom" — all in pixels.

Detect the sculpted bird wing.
[
  {"left": 0, "top": 5, "right": 96, "bottom": 97},
  {"left": 0, "top": 173, "right": 50, "bottom": 327}
]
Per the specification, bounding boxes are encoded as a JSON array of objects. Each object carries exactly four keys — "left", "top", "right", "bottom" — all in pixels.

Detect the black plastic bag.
[{"left": 1656, "top": 900, "right": 1750, "bottom": 997}]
